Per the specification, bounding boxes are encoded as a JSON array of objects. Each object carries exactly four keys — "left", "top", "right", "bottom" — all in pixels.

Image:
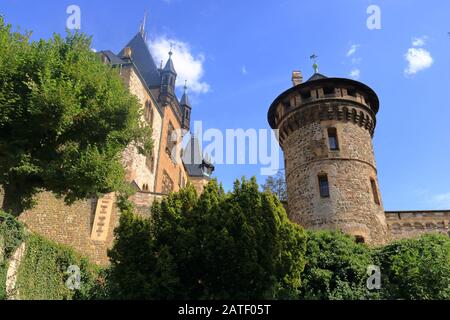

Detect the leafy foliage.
[
  {"left": 298, "top": 230, "right": 377, "bottom": 300},
  {"left": 0, "top": 210, "right": 26, "bottom": 299},
  {"left": 375, "top": 234, "right": 450, "bottom": 300},
  {"left": 108, "top": 177, "right": 307, "bottom": 300},
  {"left": 0, "top": 211, "right": 102, "bottom": 300},
  {"left": 15, "top": 234, "right": 100, "bottom": 300},
  {"left": 0, "top": 17, "right": 152, "bottom": 213}
]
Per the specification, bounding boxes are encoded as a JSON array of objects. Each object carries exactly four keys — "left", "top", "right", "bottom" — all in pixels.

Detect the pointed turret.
[
  {"left": 160, "top": 46, "right": 177, "bottom": 96},
  {"left": 180, "top": 81, "right": 192, "bottom": 130}
]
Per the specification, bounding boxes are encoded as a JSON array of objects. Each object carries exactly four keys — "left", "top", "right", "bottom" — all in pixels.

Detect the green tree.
[
  {"left": 0, "top": 18, "right": 152, "bottom": 214},
  {"left": 261, "top": 171, "right": 287, "bottom": 202},
  {"left": 298, "top": 231, "right": 377, "bottom": 300},
  {"left": 108, "top": 177, "right": 307, "bottom": 300},
  {"left": 375, "top": 234, "right": 450, "bottom": 300}
]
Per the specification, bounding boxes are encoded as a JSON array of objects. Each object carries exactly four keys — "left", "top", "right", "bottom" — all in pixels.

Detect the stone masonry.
[{"left": 268, "top": 73, "right": 390, "bottom": 245}]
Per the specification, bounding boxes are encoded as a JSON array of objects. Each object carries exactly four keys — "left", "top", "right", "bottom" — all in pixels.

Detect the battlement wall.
[{"left": 385, "top": 210, "right": 450, "bottom": 240}]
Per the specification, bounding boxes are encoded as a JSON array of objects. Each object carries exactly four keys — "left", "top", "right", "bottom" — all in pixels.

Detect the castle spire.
[
  {"left": 163, "top": 43, "right": 177, "bottom": 74},
  {"left": 180, "top": 80, "right": 191, "bottom": 107},
  {"left": 139, "top": 11, "right": 148, "bottom": 37},
  {"left": 310, "top": 54, "right": 319, "bottom": 74}
]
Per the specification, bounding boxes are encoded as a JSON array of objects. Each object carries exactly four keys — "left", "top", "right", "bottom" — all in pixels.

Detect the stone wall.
[
  {"left": 154, "top": 102, "right": 188, "bottom": 194},
  {"left": 386, "top": 210, "right": 450, "bottom": 240},
  {"left": 120, "top": 66, "right": 163, "bottom": 193},
  {"left": 284, "top": 117, "right": 389, "bottom": 245},
  {"left": 129, "top": 191, "right": 165, "bottom": 216},
  {"left": 17, "top": 192, "right": 115, "bottom": 266},
  {"left": 13, "top": 190, "right": 164, "bottom": 266},
  {"left": 189, "top": 176, "right": 210, "bottom": 195}
]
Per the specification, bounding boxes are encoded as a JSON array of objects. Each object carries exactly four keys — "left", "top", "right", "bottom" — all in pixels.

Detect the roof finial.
[
  {"left": 140, "top": 10, "right": 148, "bottom": 37},
  {"left": 184, "top": 80, "right": 188, "bottom": 93},
  {"left": 169, "top": 42, "right": 174, "bottom": 57},
  {"left": 310, "top": 54, "right": 319, "bottom": 74}
]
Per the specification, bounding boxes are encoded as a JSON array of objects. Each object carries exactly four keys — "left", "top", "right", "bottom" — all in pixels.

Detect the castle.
[
  {"left": 1, "top": 25, "right": 449, "bottom": 265},
  {"left": 0, "top": 28, "right": 215, "bottom": 265},
  {"left": 267, "top": 63, "right": 450, "bottom": 245}
]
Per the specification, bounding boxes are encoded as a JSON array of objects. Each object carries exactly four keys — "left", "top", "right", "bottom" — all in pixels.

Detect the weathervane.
[
  {"left": 169, "top": 43, "right": 174, "bottom": 57},
  {"left": 310, "top": 54, "right": 319, "bottom": 74}
]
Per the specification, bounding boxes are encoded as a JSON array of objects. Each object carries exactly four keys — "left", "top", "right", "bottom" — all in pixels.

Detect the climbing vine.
[
  {"left": 0, "top": 211, "right": 26, "bottom": 299},
  {"left": 0, "top": 211, "right": 102, "bottom": 300}
]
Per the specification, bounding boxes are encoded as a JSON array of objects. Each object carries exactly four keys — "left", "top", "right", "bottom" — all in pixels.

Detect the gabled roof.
[{"left": 118, "top": 32, "right": 161, "bottom": 88}]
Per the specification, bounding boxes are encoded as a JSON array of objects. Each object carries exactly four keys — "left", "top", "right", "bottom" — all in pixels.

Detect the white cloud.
[
  {"left": 242, "top": 66, "right": 248, "bottom": 75},
  {"left": 149, "top": 36, "right": 210, "bottom": 94},
  {"left": 404, "top": 47, "right": 433, "bottom": 76},
  {"left": 412, "top": 36, "right": 427, "bottom": 47},
  {"left": 346, "top": 44, "right": 360, "bottom": 57},
  {"left": 349, "top": 68, "right": 360, "bottom": 79},
  {"left": 432, "top": 192, "right": 450, "bottom": 208}
]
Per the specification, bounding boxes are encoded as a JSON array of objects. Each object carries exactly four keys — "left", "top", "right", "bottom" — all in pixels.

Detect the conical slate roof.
[
  {"left": 180, "top": 92, "right": 191, "bottom": 107},
  {"left": 163, "top": 55, "right": 177, "bottom": 74}
]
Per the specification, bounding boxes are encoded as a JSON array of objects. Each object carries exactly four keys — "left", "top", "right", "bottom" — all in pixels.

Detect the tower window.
[
  {"left": 300, "top": 90, "right": 311, "bottom": 100},
  {"left": 318, "top": 174, "right": 330, "bottom": 198},
  {"left": 370, "top": 178, "right": 380, "bottom": 205},
  {"left": 323, "top": 87, "right": 334, "bottom": 96},
  {"left": 327, "top": 128, "right": 339, "bottom": 151},
  {"left": 355, "top": 235, "right": 365, "bottom": 244},
  {"left": 166, "top": 122, "right": 176, "bottom": 159},
  {"left": 162, "top": 171, "right": 174, "bottom": 194}
]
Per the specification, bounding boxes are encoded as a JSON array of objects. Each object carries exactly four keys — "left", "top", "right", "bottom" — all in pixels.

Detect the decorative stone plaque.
[{"left": 90, "top": 193, "right": 115, "bottom": 242}]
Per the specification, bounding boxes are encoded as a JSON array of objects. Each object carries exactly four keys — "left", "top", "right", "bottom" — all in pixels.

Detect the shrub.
[
  {"left": 298, "top": 230, "right": 377, "bottom": 300},
  {"left": 108, "top": 178, "right": 307, "bottom": 300},
  {"left": 375, "top": 234, "right": 450, "bottom": 300}
]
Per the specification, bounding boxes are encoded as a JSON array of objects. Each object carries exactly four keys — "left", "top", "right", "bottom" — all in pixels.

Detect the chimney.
[
  {"left": 292, "top": 71, "right": 303, "bottom": 86},
  {"left": 122, "top": 47, "right": 132, "bottom": 60}
]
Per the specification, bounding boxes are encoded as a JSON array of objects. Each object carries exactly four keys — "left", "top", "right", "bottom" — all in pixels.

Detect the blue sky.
[{"left": 1, "top": 0, "right": 449, "bottom": 210}]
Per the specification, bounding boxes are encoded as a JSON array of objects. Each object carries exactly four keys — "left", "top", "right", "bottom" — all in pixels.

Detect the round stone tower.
[{"left": 268, "top": 68, "right": 389, "bottom": 245}]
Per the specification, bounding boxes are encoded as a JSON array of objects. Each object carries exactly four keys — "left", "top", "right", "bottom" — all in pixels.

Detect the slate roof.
[
  {"left": 306, "top": 72, "right": 327, "bottom": 82},
  {"left": 163, "top": 55, "right": 177, "bottom": 75},
  {"left": 180, "top": 92, "right": 191, "bottom": 107},
  {"left": 118, "top": 32, "right": 162, "bottom": 88},
  {"left": 183, "top": 135, "right": 214, "bottom": 178},
  {"left": 99, "top": 50, "right": 127, "bottom": 65}
]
